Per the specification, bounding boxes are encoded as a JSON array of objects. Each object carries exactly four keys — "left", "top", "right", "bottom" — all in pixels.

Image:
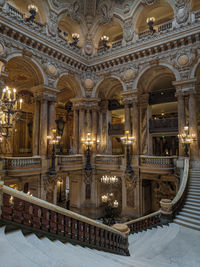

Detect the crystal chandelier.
[
  {"left": 101, "top": 175, "right": 118, "bottom": 184},
  {"left": 0, "top": 86, "right": 23, "bottom": 138}
]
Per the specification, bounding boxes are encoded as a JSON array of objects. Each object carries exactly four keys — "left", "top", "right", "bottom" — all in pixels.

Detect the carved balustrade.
[
  {"left": 138, "top": 20, "right": 173, "bottom": 39},
  {"left": 57, "top": 155, "right": 83, "bottom": 171},
  {"left": 0, "top": 182, "right": 129, "bottom": 256},
  {"left": 140, "top": 156, "right": 176, "bottom": 174},
  {"left": 4, "top": 156, "right": 41, "bottom": 169},
  {"left": 108, "top": 123, "right": 124, "bottom": 135},
  {"left": 95, "top": 155, "right": 123, "bottom": 170},
  {"left": 125, "top": 211, "right": 161, "bottom": 233}
]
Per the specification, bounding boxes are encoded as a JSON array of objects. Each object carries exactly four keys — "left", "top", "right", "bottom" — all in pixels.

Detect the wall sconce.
[
  {"left": 101, "top": 35, "right": 110, "bottom": 49},
  {"left": 71, "top": 33, "right": 79, "bottom": 46},
  {"left": 146, "top": 17, "right": 156, "bottom": 33},
  {"left": 26, "top": 4, "right": 38, "bottom": 22}
]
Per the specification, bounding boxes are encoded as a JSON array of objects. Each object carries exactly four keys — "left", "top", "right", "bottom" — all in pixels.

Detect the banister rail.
[
  {"left": 160, "top": 158, "right": 189, "bottom": 219},
  {"left": 125, "top": 211, "right": 161, "bottom": 233},
  {"left": 125, "top": 158, "right": 189, "bottom": 233},
  {"left": 0, "top": 182, "right": 129, "bottom": 256}
]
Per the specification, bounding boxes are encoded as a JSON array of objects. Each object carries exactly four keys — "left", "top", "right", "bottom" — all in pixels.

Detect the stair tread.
[
  {"left": 176, "top": 215, "right": 200, "bottom": 224},
  {"left": 179, "top": 211, "right": 200, "bottom": 220},
  {"left": 174, "top": 219, "right": 200, "bottom": 230},
  {"left": 182, "top": 208, "right": 200, "bottom": 215}
]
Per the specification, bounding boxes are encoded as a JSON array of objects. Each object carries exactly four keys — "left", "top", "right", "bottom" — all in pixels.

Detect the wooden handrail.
[
  {"left": 125, "top": 211, "right": 161, "bottom": 233},
  {"left": 0, "top": 182, "right": 129, "bottom": 256}
]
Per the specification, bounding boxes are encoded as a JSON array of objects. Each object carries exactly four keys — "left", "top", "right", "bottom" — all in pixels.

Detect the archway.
[
  {"left": 135, "top": 1, "right": 174, "bottom": 36},
  {"left": 97, "top": 77, "right": 124, "bottom": 155},
  {"left": 56, "top": 75, "right": 81, "bottom": 155},
  {"left": 138, "top": 65, "right": 177, "bottom": 157},
  {"left": 1, "top": 56, "right": 44, "bottom": 156}
]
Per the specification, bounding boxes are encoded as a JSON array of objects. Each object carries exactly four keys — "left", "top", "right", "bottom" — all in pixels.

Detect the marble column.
[
  {"left": 73, "top": 109, "right": 79, "bottom": 154},
  {"left": 79, "top": 107, "right": 85, "bottom": 154},
  {"left": 92, "top": 108, "right": 98, "bottom": 153},
  {"left": 140, "top": 94, "right": 149, "bottom": 155},
  {"left": 39, "top": 99, "right": 48, "bottom": 157},
  {"left": 32, "top": 100, "right": 40, "bottom": 155},
  {"left": 48, "top": 101, "right": 56, "bottom": 133},
  {"left": 132, "top": 98, "right": 139, "bottom": 155},
  {"left": 177, "top": 93, "right": 185, "bottom": 156},
  {"left": 86, "top": 109, "right": 92, "bottom": 133},
  {"left": 124, "top": 103, "right": 131, "bottom": 132},
  {"left": 189, "top": 92, "right": 199, "bottom": 159}
]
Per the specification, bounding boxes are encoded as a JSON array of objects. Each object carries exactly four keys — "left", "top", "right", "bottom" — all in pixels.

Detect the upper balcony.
[
  {"left": 149, "top": 118, "right": 178, "bottom": 133},
  {"left": 0, "top": 2, "right": 199, "bottom": 67}
]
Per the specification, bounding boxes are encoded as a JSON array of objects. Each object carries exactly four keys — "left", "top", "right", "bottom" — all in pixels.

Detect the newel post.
[{"left": 160, "top": 198, "right": 173, "bottom": 223}]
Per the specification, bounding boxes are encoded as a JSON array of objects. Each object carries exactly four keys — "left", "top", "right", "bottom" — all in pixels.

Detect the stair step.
[
  {"left": 174, "top": 219, "right": 200, "bottom": 231},
  {"left": 185, "top": 202, "right": 200, "bottom": 208},
  {"left": 186, "top": 198, "right": 200, "bottom": 204},
  {"left": 175, "top": 215, "right": 200, "bottom": 226},
  {"left": 187, "top": 193, "right": 200, "bottom": 198},
  {"left": 184, "top": 204, "right": 200, "bottom": 212},
  {"left": 187, "top": 192, "right": 200, "bottom": 197},
  {"left": 182, "top": 208, "right": 200, "bottom": 216},
  {"left": 179, "top": 211, "right": 200, "bottom": 221}
]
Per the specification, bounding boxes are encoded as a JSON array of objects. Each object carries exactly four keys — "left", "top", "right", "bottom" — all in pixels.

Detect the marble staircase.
[
  {"left": 174, "top": 169, "right": 200, "bottom": 230},
  {"left": 1, "top": 223, "right": 200, "bottom": 267}
]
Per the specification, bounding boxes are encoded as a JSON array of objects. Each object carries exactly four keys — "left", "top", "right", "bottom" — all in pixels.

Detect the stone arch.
[
  {"left": 7, "top": 0, "right": 48, "bottom": 24},
  {"left": 92, "top": 19, "right": 124, "bottom": 51},
  {"left": 93, "top": 75, "right": 125, "bottom": 98},
  {"left": 134, "top": 62, "right": 180, "bottom": 89},
  {"left": 190, "top": 0, "right": 200, "bottom": 11},
  {"left": 57, "top": 13, "right": 87, "bottom": 48},
  {"left": 190, "top": 59, "right": 200, "bottom": 79},
  {"left": 134, "top": 0, "right": 174, "bottom": 34},
  {"left": 4, "top": 55, "right": 46, "bottom": 90},
  {"left": 56, "top": 74, "right": 83, "bottom": 103}
]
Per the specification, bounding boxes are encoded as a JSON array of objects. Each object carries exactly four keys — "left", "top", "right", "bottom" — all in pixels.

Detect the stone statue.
[{"left": 124, "top": 20, "right": 134, "bottom": 42}]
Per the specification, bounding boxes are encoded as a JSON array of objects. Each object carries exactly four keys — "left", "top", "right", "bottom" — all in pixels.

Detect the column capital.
[
  {"left": 32, "top": 84, "right": 58, "bottom": 101},
  {"left": 173, "top": 78, "right": 197, "bottom": 95}
]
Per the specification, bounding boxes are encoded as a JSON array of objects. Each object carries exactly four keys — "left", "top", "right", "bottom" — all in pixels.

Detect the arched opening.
[
  {"left": 1, "top": 56, "right": 43, "bottom": 157},
  {"left": 97, "top": 77, "right": 124, "bottom": 155},
  {"left": 138, "top": 65, "right": 177, "bottom": 157},
  {"left": 7, "top": 0, "right": 47, "bottom": 24},
  {"left": 56, "top": 75, "right": 80, "bottom": 155},
  {"left": 136, "top": 1, "right": 174, "bottom": 37},
  {"left": 191, "top": 0, "right": 200, "bottom": 12},
  {"left": 95, "top": 21, "right": 123, "bottom": 52},
  {"left": 58, "top": 16, "right": 84, "bottom": 48}
]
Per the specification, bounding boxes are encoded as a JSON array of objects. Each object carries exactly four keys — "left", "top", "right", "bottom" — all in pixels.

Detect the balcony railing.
[
  {"left": 95, "top": 155, "right": 123, "bottom": 169},
  {"left": 149, "top": 118, "right": 178, "bottom": 133},
  {"left": 138, "top": 20, "right": 173, "bottom": 39},
  {"left": 4, "top": 156, "right": 41, "bottom": 169},
  {"left": 57, "top": 155, "right": 83, "bottom": 169}
]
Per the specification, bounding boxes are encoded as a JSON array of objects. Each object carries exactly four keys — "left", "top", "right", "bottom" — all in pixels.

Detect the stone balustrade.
[
  {"left": 4, "top": 156, "right": 41, "bottom": 169},
  {"left": 95, "top": 155, "right": 123, "bottom": 170},
  {"left": 140, "top": 155, "right": 176, "bottom": 174},
  {"left": 0, "top": 181, "right": 129, "bottom": 256}
]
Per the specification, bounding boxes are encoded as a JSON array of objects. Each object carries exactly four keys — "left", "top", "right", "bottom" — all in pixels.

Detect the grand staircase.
[
  {"left": 174, "top": 168, "right": 200, "bottom": 230},
  {"left": 1, "top": 223, "right": 200, "bottom": 267}
]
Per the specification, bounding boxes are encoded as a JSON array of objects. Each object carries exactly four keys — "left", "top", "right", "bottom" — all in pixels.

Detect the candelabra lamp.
[
  {"left": 120, "top": 130, "right": 135, "bottom": 174},
  {"left": 47, "top": 128, "right": 61, "bottom": 174},
  {"left": 0, "top": 86, "right": 23, "bottom": 138},
  {"left": 146, "top": 17, "right": 156, "bottom": 33},
  {"left": 178, "top": 126, "right": 196, "bottom": 157},
  {"left": 71, "top": 33, "right": 79, "bottom": 46},
  {"left": 101, "top": 35, "right": 110, "bottom": 49},
  {"left": 26, "top": 4, "right": 38, "bottom": 22}
]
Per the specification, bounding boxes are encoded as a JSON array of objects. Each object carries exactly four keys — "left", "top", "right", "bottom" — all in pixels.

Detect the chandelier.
[
  {"left": 101, "top": 175, "right": 118, "bottom": 184},
  {"left": 178, "top": 125, "right": 196, "bottom": 157},
  {"left": 0, "top": 86, "right": 23, "bottom": 138}
]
